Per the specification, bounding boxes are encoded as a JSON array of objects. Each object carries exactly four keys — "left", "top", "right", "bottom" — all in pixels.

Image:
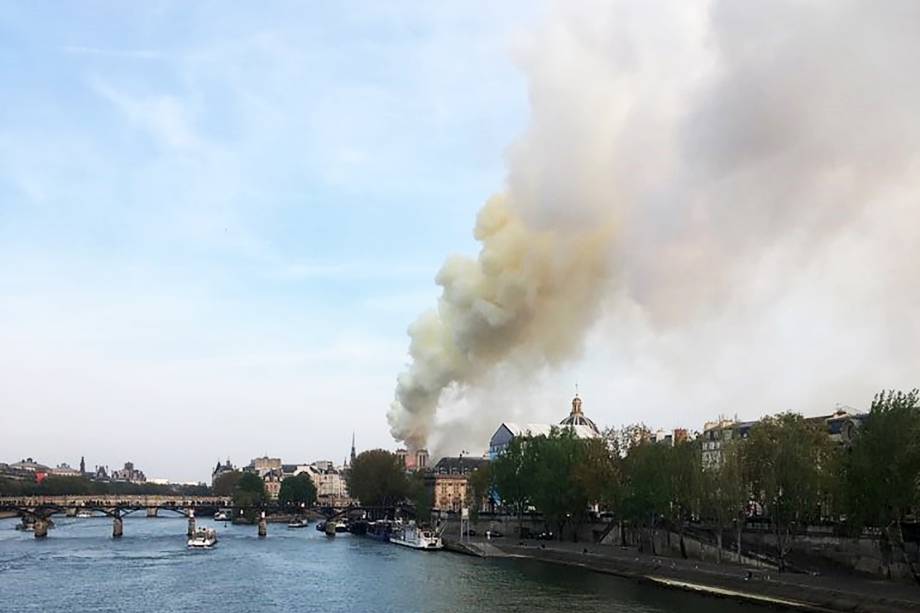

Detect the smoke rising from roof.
[{"left": 388, "top": 0, "right": 920, "bottom": 450}]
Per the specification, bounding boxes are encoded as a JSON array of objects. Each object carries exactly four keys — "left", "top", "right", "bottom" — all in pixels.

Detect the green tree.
[
  {"left": 666, "top": 440, "right": 703, "bottom": 558},
  {"left": 701, "top": 439, "right": 748, "bottom": 562},
  {"left": 527, "top": 429, "right": 588, "bottom": 539},
  {"left": 0, "top": 476, "right": 209, "bottom": 497},
  {"left": 844, "top": 389, "right": 920, "bottom": 583},
  {"left": 346, "top": 449, "right": 408, "bottom": 507},
  {"left": 492, "top": 436, "right": 533, "bottom": 534},
  {"left": 503, "top": 428, "right": 619, "bottom": 541},
  {"left": 0, "top": 477, "right": 22, "bottom": 496},
  {"left": 621, "top": 441, "right": 671, "bottom": 553},
  {"left": 744, "top": 413, "right": 831, "bottom": 571},
  {"left": 278, "top": 474, "right": 317, "bottom": 508},
  {"left": 407, "top": 471, "right": 432, "bottom": 524},
  {"left": 573, "top": 437, "right": 620, "bottom": 512},
  {"left": 212, "top": 470, "right": 243, "bottom": 496},
  {"left": 467, "top": 463, "right": 492, "bottom": 520},
  {"left": 233, "top": 472, "right": 267, "bottom": 520}
]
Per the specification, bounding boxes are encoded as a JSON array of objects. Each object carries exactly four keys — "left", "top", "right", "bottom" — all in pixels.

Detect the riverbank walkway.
[{"left": 446, "top": 538, "right": 920, "bottom": 612}]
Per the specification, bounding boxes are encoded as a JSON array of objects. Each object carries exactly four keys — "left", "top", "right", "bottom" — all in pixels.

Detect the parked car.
[{"left": 485, "top": 529, "right": 503, "bottom": 538}]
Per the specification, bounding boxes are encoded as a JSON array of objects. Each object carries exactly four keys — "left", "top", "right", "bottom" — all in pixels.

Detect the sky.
[
  {"left": 3, "top": 1, "right": 919, "bottom": 482},
  {"left": 0, "top": 2, "right": 539, "bottom": 480}
]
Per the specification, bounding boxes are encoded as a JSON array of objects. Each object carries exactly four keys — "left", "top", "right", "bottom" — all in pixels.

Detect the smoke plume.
[{"left": 388, "top": 0, "right": 920, "bottom": 450}]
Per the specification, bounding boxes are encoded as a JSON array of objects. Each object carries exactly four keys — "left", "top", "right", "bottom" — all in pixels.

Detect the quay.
[{"left": 443, "top": 537, "right": 920, "bottom": 613}]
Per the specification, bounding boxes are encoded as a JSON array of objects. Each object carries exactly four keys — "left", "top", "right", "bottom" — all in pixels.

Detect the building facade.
[
  {"left": 701, "top": 409, "right": 869, "bottom": 470},
  {"left": 211, "top": 458, "right": 236, "bottom": 486},
  {"left": 304, "top": 462, "right": 350, "bottom": 506},
  {"left": 427, "top": 456, "right": 490, "bottom": 513},
  {"left": 700, "top": 418, "right": 755, "bottom": 470},
  {"left": 9, "top": 458, "right": 50, "bottom": 473},
  {"left": 248, "top": 456, "right": 282, "bottom": 476},
  {"left": 49, "top": 463, "right": 81, "bottom": 477},
  {"left": 489, "top": 393, "right": 601, "bottom": 459},
  {"left": 263, "top": 468, "right": 283, "bottom": 500},
  {"left": 111, "top": 461, "right": 146, "bottom": 483}
]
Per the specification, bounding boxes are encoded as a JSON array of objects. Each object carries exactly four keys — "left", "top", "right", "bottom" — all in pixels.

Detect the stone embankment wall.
[
  {"left": 601, "top": 523, "right": 919, "bottom": 582},
  {"left": 600, "top": 525, "right": 774, "bottom": 569},
  {"left": 440, "top": 515, "right": 919, "bottom": 582},
  {"left": 742, "top": 530, "right": 920, "bottom": 582},
  {"left": 437, "top": 515, "right": 547, "bottom": 538}
]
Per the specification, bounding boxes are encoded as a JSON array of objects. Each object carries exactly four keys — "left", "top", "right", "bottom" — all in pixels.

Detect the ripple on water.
[{"left": 0, "top": 518, "right": 764, "bottom": 613}]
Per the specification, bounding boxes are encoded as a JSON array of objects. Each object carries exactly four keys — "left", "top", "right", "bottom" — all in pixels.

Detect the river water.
[{"left": 0, "top": 516, "right": 761, "bottom": 612}]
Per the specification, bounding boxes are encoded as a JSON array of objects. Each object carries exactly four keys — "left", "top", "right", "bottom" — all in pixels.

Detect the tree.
[
  {"left": 572, "top": 437, "right": 620, "bottom": 512},
  {"left": 407, "top": 471, "right": 432, "bottom": 524},
  {"left": 527, "top": 429, "right": 588, "bottom": 539},
  {"left": 665, "top": 440, "right": 703, "bottom": 558},
  {"left": 278, "top": 474, "right": 317, "bottom": 508},
  {"left": 212, "top": 470, "right": 243, "bottom": 496},
  {"left": 495, "top": 428, "right": 620, "bottom": 541},
  {"left": 346, "top": 449, "right": 408, "bottom": 507},
  {"left": 844, "top": 389, "right": 920, "bottom": 583},
  {"left": 744, "top": 413, "right": 831, "bottom": 571},
  {"left": 492, "top": 435, "right": 532, "bottom": 534},
  {"left": 701, "top": 439, "right": 748, "bottom": 562},
  {"left": 467, "top": 463, "right": 492, "bottom": 520},
  {"left": 233, "top": 472, "right": 267, "bottom": 520},
  {"left": 621, "top": 441, "right": 672, "bottom": 553}
]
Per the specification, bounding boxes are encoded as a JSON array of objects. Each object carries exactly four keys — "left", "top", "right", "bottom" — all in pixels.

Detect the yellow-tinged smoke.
[
  {"left": 388, "top": 0, "right": 920, "bottom": 450},
  {"left": 388, "top": 195, "right": 613, "bottom": 449}
]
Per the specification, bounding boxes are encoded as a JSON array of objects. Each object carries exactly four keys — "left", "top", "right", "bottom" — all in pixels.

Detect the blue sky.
[{"left": 0, "top": 2, "right": 539, "bottom": 480}]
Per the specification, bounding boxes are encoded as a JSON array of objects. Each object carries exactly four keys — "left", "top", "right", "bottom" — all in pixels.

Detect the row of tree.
[
  {"left": 490, "top": 389, "right": 920, "bottom": 573},
  {"left": 211, "top": 470, "right": 317, "bottom": 515},
  {"left": 345, "top": 449, "right": 430, "bottom": 517},
  {"left": 0, "top": 476, "right": 210, "bottom": 497}
]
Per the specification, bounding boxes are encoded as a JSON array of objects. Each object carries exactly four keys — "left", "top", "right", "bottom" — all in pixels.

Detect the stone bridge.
[
  {"left": 3, "top": 495, "right": 233, "bottom": 538},
  {"left": 0, "top": 496, "right": 407, "bottom": 539}
]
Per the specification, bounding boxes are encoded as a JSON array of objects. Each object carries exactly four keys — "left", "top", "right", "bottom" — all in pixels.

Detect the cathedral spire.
[{"left": 350, "top": 431, "right": 357, "bottom": 465}]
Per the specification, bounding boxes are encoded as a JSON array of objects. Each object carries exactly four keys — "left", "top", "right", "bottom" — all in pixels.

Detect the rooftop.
[{"left": 434, "top": 456, "right": 489, "bottom": 475}]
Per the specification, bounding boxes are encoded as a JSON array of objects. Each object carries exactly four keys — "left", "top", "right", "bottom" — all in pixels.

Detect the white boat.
[
  {"left": 187, "top": 527, "right": 218, "bottom": 549},
  {"left": 214, "top": 511, "right": 230, "bottom": 522},
  {"left": 334, "top": 520, "right": 348, "bottom": 533},
  {"left": 389, "top": 521, "right": 443, "bottom": 550},
  {"left": 76, "top": 510, "right": 93, "bottom": 518},
  {"left": 287, "top": 518, "right": 310, "bottom": 528}
]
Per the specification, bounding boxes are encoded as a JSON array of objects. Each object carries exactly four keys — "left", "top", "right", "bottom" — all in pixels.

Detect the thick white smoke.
[
  {"left": 387, "top": 194, "right": 614, "bottom": 449},
  {"left": 388, "top": 0, "right": 920, "bottom": 450}
]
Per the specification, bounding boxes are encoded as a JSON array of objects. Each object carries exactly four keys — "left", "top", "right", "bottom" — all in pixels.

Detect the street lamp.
[{"left": 458, "top": 450, "right": 470, "bottom": 541}]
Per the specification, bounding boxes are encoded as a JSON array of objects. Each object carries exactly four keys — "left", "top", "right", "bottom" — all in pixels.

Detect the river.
[{"left": 0, "top": 516, "right": 763, "bottom": 612}]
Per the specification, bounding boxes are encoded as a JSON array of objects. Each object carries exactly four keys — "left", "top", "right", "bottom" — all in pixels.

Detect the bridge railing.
[{"left": 0, "top": 495, "right": 233, "bottom": 508}]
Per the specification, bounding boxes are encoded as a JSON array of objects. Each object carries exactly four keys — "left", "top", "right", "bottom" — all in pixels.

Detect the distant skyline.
[{"left": 3, "top": 2, "right": 919, "bottom": 482}]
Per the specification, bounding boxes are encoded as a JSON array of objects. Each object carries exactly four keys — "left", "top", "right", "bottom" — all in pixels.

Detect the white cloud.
[{"left": 91, "top": 79, "right": 202, "bottom": 151}]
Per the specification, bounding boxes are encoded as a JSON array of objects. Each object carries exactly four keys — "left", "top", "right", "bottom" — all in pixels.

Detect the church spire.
[{"left": 350, "top": 431, "right": 357, "bottom": 465}]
